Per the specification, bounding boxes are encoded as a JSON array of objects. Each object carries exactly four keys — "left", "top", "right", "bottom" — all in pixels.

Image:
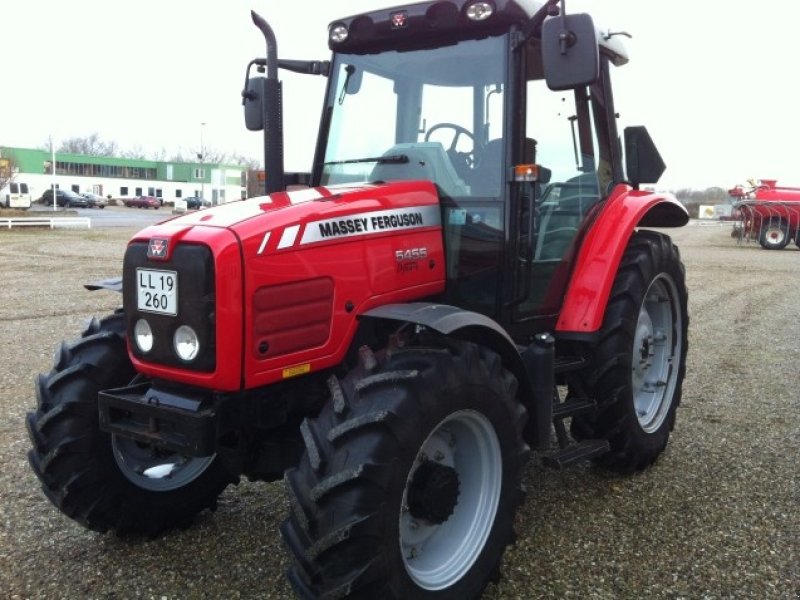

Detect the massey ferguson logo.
[
  {"left": 147, "top": 238, "right": 168, "bottom": 259},
  {"left": 391, "top": 11, "right": 408, "bottom": 28}
]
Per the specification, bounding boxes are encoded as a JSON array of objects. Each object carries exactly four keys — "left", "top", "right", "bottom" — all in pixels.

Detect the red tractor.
[
  {"left": 27, "top": 1, "right": 689, "bottom": 598},
  {"left": 728, "top": 179, "right": 800, "bottom": 249}
]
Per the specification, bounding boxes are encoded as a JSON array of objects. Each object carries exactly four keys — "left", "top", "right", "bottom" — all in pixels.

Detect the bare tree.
[
  {"left": 119, "top": 145, "right": 149, "bottom": 160},
  {"left": 55, "top": 133, "right": 119, "bottom": 157},
  {"left": 34, "top": 134, "right": 261, "bottom": 169},
  {"left": 228, "top": 152, "right": 261, "bottom": 170},
  {"left": 0, "top": 149, "right": 18, "bottom": 191}
]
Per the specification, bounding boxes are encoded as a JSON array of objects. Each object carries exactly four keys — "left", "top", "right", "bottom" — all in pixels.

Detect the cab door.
[{"left": 511, "top": 44, "right": 618, "bottom": 326}]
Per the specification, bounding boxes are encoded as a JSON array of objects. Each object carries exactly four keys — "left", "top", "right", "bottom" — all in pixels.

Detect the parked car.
[
  {"left": 80, "top": 192, "right": 107, "bottom": 209},
  {"left": 125, "top": 196, "right": 160, "bottom": 209},
  {"left": 40, "top": 188, "right": 90, "bottom": 208},
  {"left": 184, "top": 196, "right": 209, "bottom": 209}
]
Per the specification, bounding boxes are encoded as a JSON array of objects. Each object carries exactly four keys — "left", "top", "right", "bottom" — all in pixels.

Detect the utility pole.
[
  {"left": 199, "top": 122, "right": 206, "bottom": 202},
  {"left": 50, "top": 135, "right": 57, "bottom": 211}
]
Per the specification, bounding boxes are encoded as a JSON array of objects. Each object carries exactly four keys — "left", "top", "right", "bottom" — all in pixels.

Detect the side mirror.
[
  {"left": 244, "top": 77, "right": 266, "bottom": 131},
  {"left": 541, "top": 13, "right": 599, "bottom": 91},
  {"left": 624, "top": 126, "right": 666, "bottom": 186}
]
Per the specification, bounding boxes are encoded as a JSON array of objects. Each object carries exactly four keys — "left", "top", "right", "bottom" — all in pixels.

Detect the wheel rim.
[
  {"left": 111, "top": 435, "right": 215, "bottom": 492},
  {"left": 765, "top": 226, "right": 786, "bottom": 245},
  {"left": 399, "top": 410, "right": 502, "bottom": 590},
  {"left": 632, "top": 274, "right": 682, "bottom": 433}
]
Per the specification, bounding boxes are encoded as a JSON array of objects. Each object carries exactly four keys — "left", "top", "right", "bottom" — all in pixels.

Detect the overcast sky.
[{"left": 2, "top": 0, "right": 798, "bottom": 190}]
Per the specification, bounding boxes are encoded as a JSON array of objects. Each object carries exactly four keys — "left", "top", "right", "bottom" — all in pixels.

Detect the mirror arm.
[
  {"left": 241, "top": 60, "right": 264, "bottom": 106},
  {"left": 519, "top": 0, "right": 561, "bottom": 42},
  {"left": 278, "top": 59, "right": 330, "bottom": 77}
]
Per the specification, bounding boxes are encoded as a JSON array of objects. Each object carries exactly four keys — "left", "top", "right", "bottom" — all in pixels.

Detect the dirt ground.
[{"left": 0, "top": 224, "right": 797, "bottom": 599}]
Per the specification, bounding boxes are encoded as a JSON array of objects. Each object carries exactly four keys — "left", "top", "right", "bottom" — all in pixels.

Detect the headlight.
[
  {"left": 174, "top": 325, "right": 200, "bottom": 361},
  {"left": 134, "top": 319, "right": 153, "bottom": 353}
]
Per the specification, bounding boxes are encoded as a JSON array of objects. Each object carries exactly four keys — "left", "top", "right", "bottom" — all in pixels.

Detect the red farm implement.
[{"left": 729, "top": 179, "right": 800, "bottom": 249}]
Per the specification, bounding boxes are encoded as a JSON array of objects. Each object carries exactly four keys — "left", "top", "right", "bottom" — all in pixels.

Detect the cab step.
[
  {"left": 541, "top": 439, "right": 610, "bottom": 469},
  {"left": 552, "top": 396, "right": 596, "bottom": 419},
  {"left": 553, "top": 356, "right": 586, "bottom": 374}
]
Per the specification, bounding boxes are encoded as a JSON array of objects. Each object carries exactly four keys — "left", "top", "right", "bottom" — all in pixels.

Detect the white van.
[{"left": 2, "top": 181, "right": 32, "bottom": 209}]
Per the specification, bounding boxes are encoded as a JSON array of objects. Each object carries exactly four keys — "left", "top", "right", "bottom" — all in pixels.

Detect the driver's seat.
[
  {"left": 470, "top": 137, "right": 538, "bottom": 197},
  {"left": 370, "top": 143, "right": 469, "bottom": 197},
  {"left": 469, "top": 139, "right": 504, "bottom": 197}
]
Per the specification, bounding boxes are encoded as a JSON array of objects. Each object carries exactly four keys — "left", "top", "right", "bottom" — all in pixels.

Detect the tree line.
[{"left": 39, "top": 133, "right": 259, "bottom": 169}]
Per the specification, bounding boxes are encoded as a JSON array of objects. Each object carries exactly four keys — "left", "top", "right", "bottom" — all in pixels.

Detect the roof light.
[
  {"left": 465, "top": 1, "right": 494, "bottom": 21},
  {"left": 330, "top": 23, "right": 349, "bottom": 43}
]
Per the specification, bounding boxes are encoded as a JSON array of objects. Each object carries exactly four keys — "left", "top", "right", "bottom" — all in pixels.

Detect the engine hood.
[
  {"left": 125, "top": 179, "right": 446, "bottom": 391},
  {"left": 133, "top": 180, "right": 442, "bottom": 257}
]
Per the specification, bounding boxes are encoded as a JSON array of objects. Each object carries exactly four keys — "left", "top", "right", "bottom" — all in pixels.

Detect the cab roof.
[{"left": 329, "top": 0, "right": 628, "bottom": 66}]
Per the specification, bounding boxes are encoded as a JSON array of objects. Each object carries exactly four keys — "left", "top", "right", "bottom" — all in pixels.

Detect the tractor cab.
[{"left": 244, "top": 0, "right": 663, "bottom": 335}]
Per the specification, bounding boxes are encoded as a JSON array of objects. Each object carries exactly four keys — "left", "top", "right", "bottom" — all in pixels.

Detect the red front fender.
[{"left": 556, "top": 184, "right": 688, "bottom": 335}]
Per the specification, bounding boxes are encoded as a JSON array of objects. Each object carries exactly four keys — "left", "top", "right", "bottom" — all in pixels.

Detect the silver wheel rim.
[
  {"left": 632, "top": 274, "right": 682, "bottom": 433},
  {"left": 399, "top": 410, "right": 502, "bottom": 590},
  {"left": 765, "top": 226, "right": 786, "bottom": 245},
  {"left": 112, "top": 435, "right": 215, "bottom": 492}
]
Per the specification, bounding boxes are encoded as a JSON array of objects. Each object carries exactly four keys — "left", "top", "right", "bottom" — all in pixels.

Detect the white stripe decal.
[
  {"left": 300, "top": 205, "right": 441, "bottom": 245},
  {"left": 256, "top": 232, "right": 271, "bottom": 255},
  {"left": 278, "top": 224, "right": 301, "bottom": 249},
  {"left": 287, "top": 187, "right": 328, "bottom": 205}
]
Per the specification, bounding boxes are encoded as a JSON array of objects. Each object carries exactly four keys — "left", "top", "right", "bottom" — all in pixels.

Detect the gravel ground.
[{"left": 0, "top": 224, "right": 797, "bottom": 599}]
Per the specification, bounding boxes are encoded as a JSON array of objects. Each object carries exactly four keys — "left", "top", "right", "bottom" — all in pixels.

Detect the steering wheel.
[{"left": 424, "top": 122, "right": 481, "bottom": 178}]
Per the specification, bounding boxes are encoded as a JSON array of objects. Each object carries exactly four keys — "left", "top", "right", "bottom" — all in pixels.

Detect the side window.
[
  {"left": 526, "top": 80, "right": 600, "bottom": 262},
  {"left": 516, "top": 79, "right": 601, "bottom": 317}
]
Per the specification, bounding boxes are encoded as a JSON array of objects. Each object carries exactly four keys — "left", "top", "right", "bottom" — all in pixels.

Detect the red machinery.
[
  {"left": 729, "top": 179, "right": 800, "bottom": 249},
  {"left": 27, "top": 2, "right": 690, "bottom": 598}
]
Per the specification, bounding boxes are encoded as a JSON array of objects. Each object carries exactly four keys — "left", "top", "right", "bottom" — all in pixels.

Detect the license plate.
[{"left": 136, "top": 268, "right": 178, "bottom": 316}]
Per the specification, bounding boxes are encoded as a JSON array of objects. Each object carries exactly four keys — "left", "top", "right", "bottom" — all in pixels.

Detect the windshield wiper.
[{"left": 323, "top": 154, "right": 409, "bottom": 166}]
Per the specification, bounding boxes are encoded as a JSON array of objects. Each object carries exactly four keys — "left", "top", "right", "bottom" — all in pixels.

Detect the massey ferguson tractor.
[
  {"left": 728, "top": 179, "right": 800, "bottom": 249},
  {"left": 27, "top": 1, "right": 689, "bottom": 598}
]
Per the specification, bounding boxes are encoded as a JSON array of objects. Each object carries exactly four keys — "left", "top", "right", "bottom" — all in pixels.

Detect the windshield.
[{"left": 319, "top": 35, "right": 507, "bottom": 198}]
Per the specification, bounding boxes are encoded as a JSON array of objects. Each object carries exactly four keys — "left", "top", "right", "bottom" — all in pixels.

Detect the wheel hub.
[
  {"left": 399, "top": 410, "right": 503, "bottom": 590},
  {"left": 630, "top": 277, "right": 681, "bottom": 433},
  {"left": 407, "top": 461, "right": 460, "bottom": 524}
]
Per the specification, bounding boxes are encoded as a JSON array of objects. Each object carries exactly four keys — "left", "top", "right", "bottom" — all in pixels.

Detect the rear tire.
[
  {"left": 759, "top": 219, "right": 790, "bottom": 249},
  {"left": 26, "top": 312, "right": 236, "bottom": 535},
  {"left": 571, "top": 231, "right": 688, "bottom": 473},
  {"left": 281, "top": 337, "right": 528, "bottom": 599}
]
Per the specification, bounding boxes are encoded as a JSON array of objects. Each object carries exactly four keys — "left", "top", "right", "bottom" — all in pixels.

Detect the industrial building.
[{"left": 1, "top": 146, "right": 248, "bottom": 205}]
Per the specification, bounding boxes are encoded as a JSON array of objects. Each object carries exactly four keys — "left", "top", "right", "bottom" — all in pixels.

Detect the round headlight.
[
  {"left": 330, "top": 23, "right": 349, "bottom": 43},
  {"left": 174, "top": 325, "right": 200, "bottom": 361},
  {"left": 134, "top": 319, "right": 153, "bottom": 353},
  {"left": 466, "top": 1, "right": 494, "bottom": 21}
]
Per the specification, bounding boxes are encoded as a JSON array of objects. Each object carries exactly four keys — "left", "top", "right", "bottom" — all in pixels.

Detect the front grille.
[{"left": 123, "top": 242, "right": 216, "bottom": 372}]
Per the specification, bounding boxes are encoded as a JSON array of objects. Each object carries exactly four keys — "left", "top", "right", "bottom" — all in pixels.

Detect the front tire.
[
  {"left": 571, "top": 231, "right": 688, "bottom": 473},
  {"left": 281, "top": 337, "right": 528, "bottom": 599},
  {"left": 26, "top": 312, "right": 236, "bottom": 535}
]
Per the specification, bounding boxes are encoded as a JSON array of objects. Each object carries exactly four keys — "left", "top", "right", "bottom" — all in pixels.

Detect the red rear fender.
[{"left": 556, "top": 185, "right": 687, "bottom": 335}]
